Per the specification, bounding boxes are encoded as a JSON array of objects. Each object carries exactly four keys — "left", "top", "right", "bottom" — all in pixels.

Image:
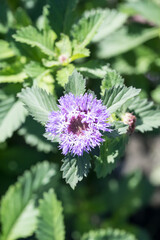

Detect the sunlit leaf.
[
  {"left": 103, "top": 85, "right": 141, "bottom": 114},
  {"left": 36, "top": 189, "right": 65, "bottom": 240},
  {"left": 0, "top": 162, "right": 58, "bottom": 240},
  {"left": 13, "top": 26, "right": 56, "bottom": 56},
  {"left": 18, "top": 87, "right": 58, "bottom": 124},
  {"left": 61, "top": 154, "right": 91, "bottom": 189},
  {"left": 0, "top": 98, "right": 27, "bottom": 142},
  {"left": 65, "top": 70, "right": 86, "bottom": 96},
  {"left": 71, "top": 9, "right": 106, "bottom": 48}
]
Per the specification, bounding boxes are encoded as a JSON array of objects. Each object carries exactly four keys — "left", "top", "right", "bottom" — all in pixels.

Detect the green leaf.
[
  {"left": 13, "top": 26, "right": 55, "bottom": 56},
  {"left": 101, "top": 70, "right": 124, "bottom": 95},
  {"left": 61, "top": 154, "right": 91, "bottom": 189},
  {"left": 104, "top": 121, "right": 128, "bottom": 138},
  {"left": 65, "top": 70, "right": 86, "bottom": 96},
  {"left": 113, "top": 121, "right": 128, "bottom": 135},
  {"left": 0, "top": 72, "right": 27, "bottom": 83},
  {"left": 92, "top": 9, "right": 127, "bottom": 42},
  {"left": 42, "top": 59, "right": 60, "bottom": 68},
  {"left": 18, "top": 86, "right": 58, "bottom": 125},
  {"left": 121, "top": 0, "right": 160, "bottom": 26},
  {"left": 0, "top": 40, "right": 15, "bottom": 60},
  {"left": 41, "top": 5, "right": 51, "bottom": 31},
  {"left": 48, "top": 0, "right": 78, "bottom": 36},
  {"left": 77, "top": 60, "right": 109, "bottom": 79},
  {"left": 97, "top": 25, "right": 159, "bottom": 58},
  {"left": 136, "top": 110, "right": 160, "bottom": 132},
  {"left": 71, "top": 9, "right": 106, "bottom": 48},
  {"left": 127, "top": 97, "right": 154, "bottom": 114},
  {"left": 0, "top": 162, "right": 58, "bottom": 240},
  {"left": 71, "top": 43, "right": 90, "bottom": 61},
  {"left": 127, "top": 97, "right": 160, "bottom": 132},
  {"left": 0, "top": 97, "right": 27, "bottom": 142},
  {"left": 18, "top": 117, "right": 56, "bottom": 153},
  {"left": 24, "top": 62, "right": 55, "bottom": 93},
  {"left": 103, "top": 85, "right": 141, "bottom": 114},
  {"left": 24, "top": 61, "right": 48, "bottom": 78},
  {"left": 56, "top": 64, "right": 75, "bottom": 87},
  {"left": 36, "top": 189, "right": 65, "bottom": 240},
  {"left": 94, "top": 135, "right": 128, "bottom": 178},
  {"left": 56, "top": 34, "right": 72, "bottom": 58},
  {"left": 82, "top": 228, "right": 137, "bottom": 240}
]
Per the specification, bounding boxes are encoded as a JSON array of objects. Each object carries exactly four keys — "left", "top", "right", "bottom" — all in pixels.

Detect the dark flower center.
[{"left": 68, "top": 116, "right": 88, "bottom": 135}]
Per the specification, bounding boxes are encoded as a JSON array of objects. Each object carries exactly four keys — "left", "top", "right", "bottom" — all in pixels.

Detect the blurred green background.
[{"left": 0, "top": 0, "right": 160, "bottom": 240}]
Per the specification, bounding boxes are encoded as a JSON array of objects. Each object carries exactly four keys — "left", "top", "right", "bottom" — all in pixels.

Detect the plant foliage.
[{"left": 0, "top": 162, "right": 58, "bottom": 240}]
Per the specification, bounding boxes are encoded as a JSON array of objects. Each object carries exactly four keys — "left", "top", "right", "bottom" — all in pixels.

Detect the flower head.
[{"left": 46, "top": 93, "right": 111, "bottom": 156}]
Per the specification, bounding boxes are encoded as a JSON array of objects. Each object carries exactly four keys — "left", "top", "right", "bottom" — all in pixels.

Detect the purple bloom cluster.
[{"left": 46, "top": 93, "right": 111, "bottom": 156}]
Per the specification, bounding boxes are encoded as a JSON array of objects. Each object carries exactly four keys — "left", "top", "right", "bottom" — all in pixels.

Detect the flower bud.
[
  {"left": 121, "top": 112, "right": 136, "bottom": 134},
  {"left": 58, "top": 54, "right": 68, "bottom": 64}
]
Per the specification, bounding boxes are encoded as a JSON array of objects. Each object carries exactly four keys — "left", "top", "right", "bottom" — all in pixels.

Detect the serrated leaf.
[
  {"left": 82, "top": 228, "right": 137, "bottom": 240},
  {"left": 77, "top": 60, "right": 109, "bottom": 79},
  {"left": 101, "top": 70, "right": 124, "bottom": 95},
  {"left": 136, "top": 110, "right": 160, "bottom": 132},
  {"left": 71, "top": 43, "right": 90, "bottom": 61},
  {"left": 18, "top": 117, "right": 56, "bottom": 153},
  {"left": 71, "top": 9, "right": 106, "bottom": 48},
  {"left": 121, "top": 0, "right": 160, "bottom": 26},
  {"left": 13, "top": 26, "right": 55, "bottom": 56},
  {"left": 56, "top": 64, "right": 75, "bottom": 87},
  {"left": 18, "top": 87, "right": 58, "bottom": 124},
  {"left": 97, "top": 25, "right": 159, "bottom": 58},
  {"left": 61, "top": 154, "right": 91, "bottom": 189},
  {"left": 56, "top": 34, "right": 72, "bottom": 58},
  {"left": 36, "top": 189, "right": 65, "bottom": 240},
  {"left": 0, "top": 98, "right": 27, "bottom": 142},
  {"left": 24, "top": 62, "right": 54, "bottom": 93},
  {"left": 0, "top": 162, "right": 57, "bottom": 240},
  {"left": 65, "top": 70, "right": 86, "bottom": 96},
  {"left": 103, "top": 85, "right": 141, "bottom": 114},
  {"left": 0, "top": 40, "right": 15, "bottom": 60},
  {"left": 127, "top": 97, "right": 154, "bottom": 114},
  {"left": 127, "top": 97, "right": 160, "bottom": 132},
  {"left": 24, "top": 61, "right": 47, "bottom": 78},
  {"left": 92, "top": 9, "right": 127, "bottom": 42},
  {"left": 94, "top": 135, "right": 128, "bottom": 178}
]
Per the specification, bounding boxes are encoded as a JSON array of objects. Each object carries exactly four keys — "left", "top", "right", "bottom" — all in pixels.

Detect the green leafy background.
[{"left": 1, "top": 0, "right": 160, "bottom": 240}]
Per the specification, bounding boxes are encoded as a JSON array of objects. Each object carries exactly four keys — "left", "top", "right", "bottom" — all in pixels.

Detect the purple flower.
[{"left": 46, "top": 93, "right": 111, "bottom": 156}]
